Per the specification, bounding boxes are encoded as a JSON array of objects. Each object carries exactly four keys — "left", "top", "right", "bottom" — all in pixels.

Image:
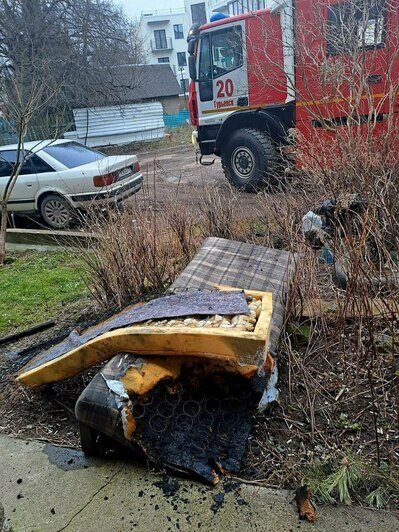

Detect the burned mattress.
[
  {"left": 77, "top": 352, "right": 259, "bottom": 484},
  {"left": 17, "top": 288, "right": 273, "bottom": 387},
  {"left": 20, "top": 290, "right": 249, "bottom": 373},
  {"left": 74, "top": 238, "right": 295, "bottom": 483}
]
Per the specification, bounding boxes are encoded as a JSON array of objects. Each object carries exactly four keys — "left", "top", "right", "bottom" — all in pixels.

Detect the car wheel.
[
  {"left": 221, "top": 128, "right": 280, "bottom": 192},
  {"left": 40, "top": 194, "right": 73, "bottom": 229}
]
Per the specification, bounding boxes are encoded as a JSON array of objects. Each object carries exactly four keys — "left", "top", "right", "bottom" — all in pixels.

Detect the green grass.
[
  {"left": 302, "top": 455, "right": 399, "bottom": 508},
  {"left": 0, "top": 251, "right": 88, "bottom": 335}
]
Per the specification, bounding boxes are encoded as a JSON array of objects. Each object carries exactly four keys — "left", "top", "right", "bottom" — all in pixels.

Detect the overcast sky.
[{"left": 117, "top": 0, "right": 185, "bottom": 21}]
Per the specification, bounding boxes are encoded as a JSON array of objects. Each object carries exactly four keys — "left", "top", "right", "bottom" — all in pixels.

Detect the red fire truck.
[{"left": 187, "top": 0, "right": 399, "bottom": 190}]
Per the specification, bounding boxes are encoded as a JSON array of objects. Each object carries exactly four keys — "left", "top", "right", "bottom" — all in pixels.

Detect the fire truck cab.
[{"left": 187, "top": 0, "right": 397, "bottom": 191}]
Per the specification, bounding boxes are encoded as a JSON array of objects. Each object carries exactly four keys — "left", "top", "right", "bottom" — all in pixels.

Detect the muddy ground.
[
  {"left": 10, "top": 145, "right": 266, "bottom": 230},
  {"left": 134, "top": 145, "right": 263, "bottom": 208}
]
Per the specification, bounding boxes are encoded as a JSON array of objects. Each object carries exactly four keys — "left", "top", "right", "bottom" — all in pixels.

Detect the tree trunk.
[
  {"left": 0, "top": 199, "right": 9, "bottom": 266},
  {"left": 0, "top": 148, "right": 25, "bottom": 266}
]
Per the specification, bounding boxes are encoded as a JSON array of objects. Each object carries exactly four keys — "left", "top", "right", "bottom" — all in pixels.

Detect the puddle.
[{"left": 43, "top": 444, "right": 96, "bottom": 471}]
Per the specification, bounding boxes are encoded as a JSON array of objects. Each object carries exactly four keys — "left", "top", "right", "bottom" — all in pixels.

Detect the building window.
[
  {"left": 180, "top": 78, "right": 189, "bottom": 93},
  {"left": 158, "top": 57, "right": 170, "bottom": 63},
  {"left": 327, "top": 0, "right": 385, "bottom": 55},
  {"left": 191, "top": 2, "right": 207, "bottom": 25},
  {"left": 173, "top": 24, "right": 184, "bottom": 39},
  {"left": 154, "top": 29, "right": 167, "bottom": 50},
  {"left": 177, "top": 51, "right": 187, "bottom": 67},
  {"left": 228, "top": 0, "right": 265, "bottom": 15}
]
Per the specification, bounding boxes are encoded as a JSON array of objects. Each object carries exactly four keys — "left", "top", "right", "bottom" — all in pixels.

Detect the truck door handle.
[{"left": 237, "top": 97, "right": 248, "bottom": 107}]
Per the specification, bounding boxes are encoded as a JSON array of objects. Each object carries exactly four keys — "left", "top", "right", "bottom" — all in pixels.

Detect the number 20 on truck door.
[{"left": 216, "top": 79, "right": 234, "bottom": 98}]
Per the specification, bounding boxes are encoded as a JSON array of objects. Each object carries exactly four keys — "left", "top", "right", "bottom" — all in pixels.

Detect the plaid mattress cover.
[{"left": 76, "top": 237, "right": 296, "bottom": 435}]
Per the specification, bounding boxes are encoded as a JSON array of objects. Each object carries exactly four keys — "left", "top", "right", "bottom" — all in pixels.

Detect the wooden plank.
[
  {"left": 300, "top": 298, "right": 399, "bottom": 319},
  {"left": 0, "top": 320, "right": 55, "bottom": 347}
]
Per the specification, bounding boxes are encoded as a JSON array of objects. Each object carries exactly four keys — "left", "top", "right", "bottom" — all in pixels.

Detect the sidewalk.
[{"left": 0, "top": 435, "right": 397, "bottom": 532}]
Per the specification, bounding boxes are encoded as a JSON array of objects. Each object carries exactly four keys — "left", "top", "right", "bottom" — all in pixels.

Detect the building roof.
[{"left": 109, "top": 64, "right": 182, "bottom": 103}]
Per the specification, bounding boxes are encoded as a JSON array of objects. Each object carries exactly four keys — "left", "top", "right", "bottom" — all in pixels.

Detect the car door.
[
  {"left": 0, "top": 150, "right": 40, "bottom": 211},
  {"left": 196, "top": 21, "right": 249, "bottom": 127}
]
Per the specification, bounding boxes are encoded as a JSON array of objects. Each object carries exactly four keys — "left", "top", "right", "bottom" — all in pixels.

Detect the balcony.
[
  {"left": 209, "top": 0, "right": 229, "bottom": 11},
  {"left": 142, "top": 8, "right": 185, "bottom": 17},
  {"left": 150, "top": 37, "right": 173, "bottom": 52},
  {"left": 142, "top": 8, "right": 185, "bottom": 24}
]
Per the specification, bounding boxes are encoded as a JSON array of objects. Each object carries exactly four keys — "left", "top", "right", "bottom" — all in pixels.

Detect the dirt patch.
[
  {"left": 127, "top": 145, "right": 268, "bottom": 211},
  {"left": 0, "top": 299, "right": 109, "bottom": 447}
]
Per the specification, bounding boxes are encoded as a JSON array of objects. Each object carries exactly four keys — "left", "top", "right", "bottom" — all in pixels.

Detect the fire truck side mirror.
[
  {"left": 189, "top": 54, "right": 197, "bottom": 81},
  {"left": 188, "top": 39, "right": 196, "bottom": 55}
]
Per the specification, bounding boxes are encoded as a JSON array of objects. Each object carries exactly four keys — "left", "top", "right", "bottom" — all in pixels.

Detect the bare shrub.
[
  {"left": 81, "top": 204, "right": 186, "bottom": 309},
  {"left": 78, "top": 148, "right": 398, "bottom": 502},
  {"left": 165, "top": 201, "right": 197, "bottom": 264},
  {"left": 196, "top": 185, "right": 297, "bottom": 246},
  {"left": 199, "top": 186, "right": 242, "bottom": 240},
  {"left": 241, "top": 132, "right": 399, "bottom": 498}
]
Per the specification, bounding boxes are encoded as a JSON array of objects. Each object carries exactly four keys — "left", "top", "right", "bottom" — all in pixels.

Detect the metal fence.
[
  {"left": 0, "top": 118, "right": 17, "bottom": 145},
  {"left": 163, "top": 110, "right": 189, "bottom": 128},
  {"left": 0, "top": 108, "right": 189, "bottom": 147}
]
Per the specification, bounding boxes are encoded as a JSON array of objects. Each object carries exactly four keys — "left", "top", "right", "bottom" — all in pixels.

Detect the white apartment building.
[
  {"left": 139, "top": 0, "right": 269, "bottom": 93},
  {"left": 209, "top": 0, "right": 268, "bottom": 15},
  {"left": 139, "top": 1, "right": 210, "bottom": 94}
]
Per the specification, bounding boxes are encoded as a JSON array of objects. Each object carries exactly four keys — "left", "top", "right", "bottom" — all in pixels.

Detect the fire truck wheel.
[{"left": 221, "top": 128, "right": 279, "bottom": 192}]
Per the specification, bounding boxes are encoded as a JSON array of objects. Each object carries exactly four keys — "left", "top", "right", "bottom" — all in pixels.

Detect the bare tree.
[
  {"left": 63, "top": 0, "right": 145, "bottom": 107},
  {"left": 0, "top": 62, "right": 63, "bottom": 264},
  {"left": 0, "top": 0, "right": 145, "bottom": 265},
  {"left": 0, "top": 0, "right": 145, "bottom": 111}
]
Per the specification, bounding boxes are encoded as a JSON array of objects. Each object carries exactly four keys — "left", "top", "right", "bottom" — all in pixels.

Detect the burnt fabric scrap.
[
  {"left": 22, "top": 290, "right": 249, "bottom": 373},
  {"left": 170, "top": 238, "right": 295, "bottom": 356}
]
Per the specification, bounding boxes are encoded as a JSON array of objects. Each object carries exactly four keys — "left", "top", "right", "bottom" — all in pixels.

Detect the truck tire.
[{"left": 221, "top": 128, "right": 279, "bottom": 192}]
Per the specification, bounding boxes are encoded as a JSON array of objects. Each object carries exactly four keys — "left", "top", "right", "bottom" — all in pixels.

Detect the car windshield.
[{"left": 42, "top": 142, "right": 105, "bottom": 169}]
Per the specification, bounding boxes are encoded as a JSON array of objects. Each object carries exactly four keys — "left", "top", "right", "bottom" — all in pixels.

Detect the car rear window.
[{"left": 42, "top": 142, "right": 105, "bottom": 168}]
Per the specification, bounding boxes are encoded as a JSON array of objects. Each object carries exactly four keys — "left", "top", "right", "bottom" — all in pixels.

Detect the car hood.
[{"left": 77, "top": 155, "right": 138, "bottom": 174}]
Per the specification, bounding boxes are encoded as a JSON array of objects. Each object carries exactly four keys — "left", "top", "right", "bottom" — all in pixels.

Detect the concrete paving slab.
[{"left": 0, "top": 435, "right": 397, "bottom": 532}]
